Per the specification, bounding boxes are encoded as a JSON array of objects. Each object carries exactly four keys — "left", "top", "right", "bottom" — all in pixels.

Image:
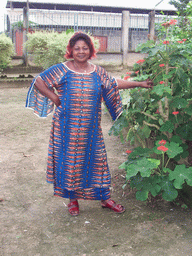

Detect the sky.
[{"left": 0, "top": 0, "right": 176, "bottom": 32}]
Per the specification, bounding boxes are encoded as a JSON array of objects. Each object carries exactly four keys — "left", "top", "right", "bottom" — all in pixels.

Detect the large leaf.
[
  {"left": 169, "top": 165, "right": 192, "bottom": 189},
  {"left": 152, "top": 84, "right": 172, "bottom": 96},
  {"left": 160, "top": 121, "right": 174, "bottom": 133},
  {"left": 136, "top": 190, "right": 149, "bottom": 201},
  {"left": 166, "top": 142, "right": 183, "bottom": 158},
  {"left": 170, "top": 97, "right": 188, "bottom": 109},
  {"left": 125, "top": 164, "right": 141, "bottom": 180},
  {"left": 133, "top": 175, "right": 162, "bottom": 201},
  {"left": 137, "top": 157, "right": 160, "bottom": 177},
  {"left": 159, "top": 176, "right": 178, "bottom": 201}
]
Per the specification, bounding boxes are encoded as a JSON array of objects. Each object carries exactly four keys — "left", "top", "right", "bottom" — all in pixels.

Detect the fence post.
[
  {"left": 148, "top": 10, "right": 155, "bottom": 40},
  {"left": 23, "top": 1, "right": 29, "bottom": 66},
  {"left": 122, "top": 11, "right": 130, "bottom": 67}
]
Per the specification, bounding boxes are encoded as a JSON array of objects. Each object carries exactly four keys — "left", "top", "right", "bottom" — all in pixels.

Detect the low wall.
[
  {"left": 93, "top": 52, "right": 148, "bottom": 67},
  {"left": 5, "top": 51, "right": 148, "bottom": 74}
]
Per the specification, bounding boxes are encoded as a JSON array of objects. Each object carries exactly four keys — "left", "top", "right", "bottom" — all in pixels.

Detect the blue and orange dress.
[{"left": 26, "top": 63, "right": 123, "bottom": 200}]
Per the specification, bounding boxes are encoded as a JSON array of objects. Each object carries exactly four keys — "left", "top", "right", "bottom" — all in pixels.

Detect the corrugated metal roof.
[{"left": 6, "top": 0, "right": 176, "bottom": 15}]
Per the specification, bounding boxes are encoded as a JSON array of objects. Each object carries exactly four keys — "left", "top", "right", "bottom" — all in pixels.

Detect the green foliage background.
[
  {"left": 25, "top": 30, "right": 99, "bottom": 69},
  {"left": 0, "top": 33, "right": 14, "bottom": 71}
]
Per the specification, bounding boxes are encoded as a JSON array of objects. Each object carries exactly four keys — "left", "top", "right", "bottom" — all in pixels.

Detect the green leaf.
[
  {"left": 126, "top": 164, "right": 141, "bottom": 180},
  {"left": 176, "top": 122, "right": 192, "bottom": 140},
  {"left": 160, "top": 121, "right": 174, "bottom": 133},
  {"left": 163, "top": 168, "right": 171, "bottom": 173},
  {"left": 169, "top": 165, "right": 192, "bottom": 189},
  {"left": 137, "top": 157, "right": 160, "bottom": 177},
  {"left": 130, "top": 174, "right": 144, "bottom": 189},
  {"left": 140, "top": 125, "right": 151, "bottom": 139},
  {"left": 128, "top": 147, "right": 152, "bottom": 158},
  {"left": 147, "top": 158, "right": 161, "bottom": 166},
  {"left": 150, "top": 184, "right": 161, "bottom": 197},
  {"left": 159, "top": 118, "right": 164, "bottom": 125},
  {"left": 136, "top": 190, "right": 149, "bottom": 201},
  {"left": 170, "top": 135, "right": 182, "bottom": 145},
  {"left": 185, "top": 105, "right": 192, "bottom": 115},
  {"left": 152, "top": 84, "right": 172, "bottom": 96},
  {"left": 170, "top": 98, "right": 188, "bottom": 109},
  {"left": 119, "top": 161, "right": 127, "bottom": 170},
  {"left": 166, "top": 142, "right": 183, "bottom": 158},
  {"left": 159, "top": 176, "right": 178, "bottom": 201}
]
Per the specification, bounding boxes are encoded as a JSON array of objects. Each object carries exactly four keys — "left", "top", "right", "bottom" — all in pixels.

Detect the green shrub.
[
  {"left": 110, "top": 3, "right": 192, "bottom": 205},
  {"left": 25, "top": 30, "right": 99, "bottom": 69},
  {"left": 0, "top": 33, "right": 14, "bottom": 71}
]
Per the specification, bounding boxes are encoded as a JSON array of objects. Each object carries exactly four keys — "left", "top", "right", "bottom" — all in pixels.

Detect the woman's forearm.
[
  {"left": 117, "top": 79, "right": 153, "bottom": 89},
  {"left": 35, "top": 77, "right": 61, "bottom": 106}
]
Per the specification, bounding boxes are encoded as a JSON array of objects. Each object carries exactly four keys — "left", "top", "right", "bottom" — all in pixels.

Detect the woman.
[{"left": 26, "top": 32, "right": 153, "bottom": 216}]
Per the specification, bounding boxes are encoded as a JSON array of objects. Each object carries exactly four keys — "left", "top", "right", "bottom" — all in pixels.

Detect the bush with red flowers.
[{"left": 110, "top": 4, "right": 192, "bottom": 203}]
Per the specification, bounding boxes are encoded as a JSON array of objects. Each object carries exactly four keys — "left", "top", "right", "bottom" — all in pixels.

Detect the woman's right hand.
[
  {"left": 53, "top": 95, "right": 61, "bottom": 107},
  {"left": 35, "top": 77, "right": 61, "bottom": 106}
]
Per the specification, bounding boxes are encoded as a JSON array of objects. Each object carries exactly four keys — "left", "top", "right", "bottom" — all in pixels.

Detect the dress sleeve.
[
  {"left": 100, "top": 67, "right": 123, "bottom": 121},
  {"left": 25, "top": 63, "right": 65, "bottom": 117}
]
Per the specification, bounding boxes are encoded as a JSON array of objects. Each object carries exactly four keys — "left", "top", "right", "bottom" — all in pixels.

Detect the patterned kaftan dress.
[{"left": 26, "top": 63, "right": 123, "bottom": 200}]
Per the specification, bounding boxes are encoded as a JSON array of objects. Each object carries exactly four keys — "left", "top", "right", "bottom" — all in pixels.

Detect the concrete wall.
[{"left": 93, "top": 52, "right": 148, "bottom": 67}]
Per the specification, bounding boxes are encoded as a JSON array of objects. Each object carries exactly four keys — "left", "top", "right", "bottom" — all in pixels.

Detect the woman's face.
[{"left": 72, "top": 40, "right": 90, "bottom": 63}]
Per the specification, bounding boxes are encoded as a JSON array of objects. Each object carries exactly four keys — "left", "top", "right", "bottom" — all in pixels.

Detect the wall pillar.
[
  {"left": 122, "top": 11, "right": 130, "bottom": 67},
  {"left": 148, "top": 10, "right": 155, "bottom": 40},
  {"left": 23, "top": 1, "right": 29, "bottom": 66}
]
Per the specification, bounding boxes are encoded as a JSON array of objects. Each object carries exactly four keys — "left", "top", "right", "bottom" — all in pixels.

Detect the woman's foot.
[
  {"left": 101, "top": 199, "right": 125, "bottom": 213},
  {"left": 68, "top": 199, "right": 79, "bottom": 216}
]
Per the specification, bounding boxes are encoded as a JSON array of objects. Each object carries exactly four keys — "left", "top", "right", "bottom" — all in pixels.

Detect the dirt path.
[{"left": 1, "top": 87, "right": 192, "bottom": 256}]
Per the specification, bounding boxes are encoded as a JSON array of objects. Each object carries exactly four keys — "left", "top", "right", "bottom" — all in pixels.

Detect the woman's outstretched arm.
[
  {"left": 117, "top": 78, "right": 153, "bottom": 90},
  {"left": 34, "top": 77, "right": 61, "bottom": 107}
]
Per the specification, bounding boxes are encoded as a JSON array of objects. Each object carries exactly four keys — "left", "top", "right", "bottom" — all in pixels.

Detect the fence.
[
  {"left": 7, "top": 10, "right": 151, "bottom": 53},
  {"left": 6, "top": 9, "right": 175, "bottom": 64}
]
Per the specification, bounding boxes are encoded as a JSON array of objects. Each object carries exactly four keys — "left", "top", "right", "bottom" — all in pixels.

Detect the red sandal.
[
  {"left": 101, "top": 199, "right": 125, "bottom": 213},
  {"left": 68, "top": 200, "right": 79, "bottom": 216}
]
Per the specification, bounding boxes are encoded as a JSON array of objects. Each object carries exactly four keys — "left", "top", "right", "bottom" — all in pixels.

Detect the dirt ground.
[{"left": 1, "top": 79, "right": 192, "bottom": 255}]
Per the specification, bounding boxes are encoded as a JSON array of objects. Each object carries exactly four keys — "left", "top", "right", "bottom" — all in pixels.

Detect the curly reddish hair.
[{"left": 65, "top": 32, "right": 97, "bottom": 59}]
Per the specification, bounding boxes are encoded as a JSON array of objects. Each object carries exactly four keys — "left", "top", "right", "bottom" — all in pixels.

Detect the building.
[{"left": 5, "top": 1, "right": 176, "bottom": 65}]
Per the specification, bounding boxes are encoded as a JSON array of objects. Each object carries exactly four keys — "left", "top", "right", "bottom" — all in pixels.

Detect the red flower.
[
  {"left": 182, "top": 39, "right": 187, "bottom": 42},
  {"left": 163, "top": 40, "right": 170, "bottom": 44},
  {"left": 172, "top": 111, "right": 179, "bottom": 115},
  {"left": 159, "top": 64, "right": 165, "bottom": 67},
  {"left": 126, "top": 150, "right": 132, "bottom": 154},
  {"left": 177, "top": 41, "right": 183, "bottom": 44},
  {"left": 124, "top": 76, "right": 130, "bottom": 80},
  {"left": 135, "top": 70, "right": 139, "bottom": 74},
  {"left": 169, "top": 19, "right": 177, "bottom": 25},
  {"left": 126, "top": 72, "right": 132, "bottom": 74},
  {"left": 161, "top": 22, "right": 170, "bottom": 28},
  {"left": 159, "top": 81, "right": 165, "bottom": 84},
  {"left": 159, "top": 139, "right": 167, "bottom": 146},
  {"left": 136, "top": 59, "right": 145, "bottom": 64},
  {"left": 155, "top": 109, "right": 160, "bottom": 114},
  {"left": 157, "top": 146, "right": 168, "bottom": 152}
]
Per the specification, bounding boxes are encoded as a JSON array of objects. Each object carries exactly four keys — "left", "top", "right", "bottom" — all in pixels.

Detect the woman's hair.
[{"left": 65, "top": 32, "right": 97, "bottom": 59}]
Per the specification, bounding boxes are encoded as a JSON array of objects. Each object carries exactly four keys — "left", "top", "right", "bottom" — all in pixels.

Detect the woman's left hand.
[{"left": 140, "top": 79, "right": 154, "bottom": 88}]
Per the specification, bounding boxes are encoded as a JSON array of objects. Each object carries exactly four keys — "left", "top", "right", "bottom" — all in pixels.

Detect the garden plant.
[
  {"left": 25, "top": 29, "right": 99, "bottom": 69},
  {"left": 110, "top": 2, "right": 192, "bottom": 204},
  {"left": 0, "top": 33, "right": 14, "bottom": 72}
]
